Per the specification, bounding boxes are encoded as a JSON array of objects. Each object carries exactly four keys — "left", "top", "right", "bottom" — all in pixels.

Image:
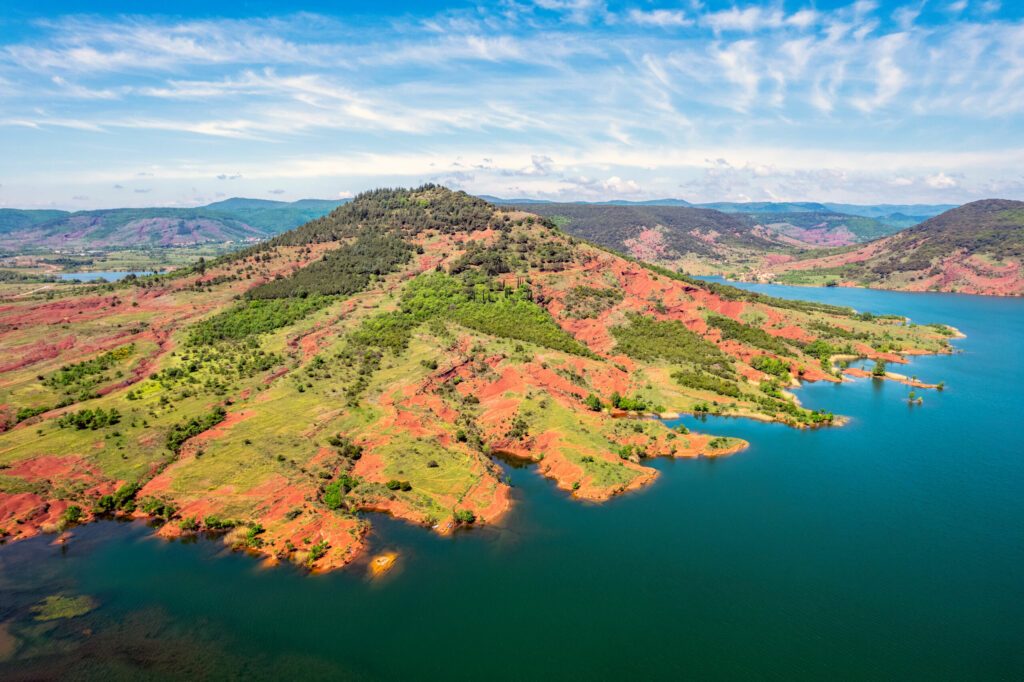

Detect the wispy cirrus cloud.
[{"left": 0, "top": 2, "right": 1022, "bottom": 207}]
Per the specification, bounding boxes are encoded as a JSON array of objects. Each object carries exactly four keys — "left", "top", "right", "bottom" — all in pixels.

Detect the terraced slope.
[{"left": 0, "top": 186, "right": 957, "bottom": 571}]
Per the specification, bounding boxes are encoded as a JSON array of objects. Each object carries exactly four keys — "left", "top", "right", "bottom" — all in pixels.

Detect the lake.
[{"left": 1, "top": 283, "right": 1022, "bottom": 680}]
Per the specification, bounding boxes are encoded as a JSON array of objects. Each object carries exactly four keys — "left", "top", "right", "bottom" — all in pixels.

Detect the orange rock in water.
[{"left": 369, "top": 552, "right": 398, "bottom": 577}]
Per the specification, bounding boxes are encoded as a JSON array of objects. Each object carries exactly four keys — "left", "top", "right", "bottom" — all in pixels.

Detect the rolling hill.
[
  {"left": 0, "top": 198, "right": 346, "bottom": 251},
  {"left": 507, "top": 202, "right": 903, "bottom": 278},
  {"left": 762, "top": 199, "right": 1024, "bottom": 295},
  {"left": 509, "top": 202, "right": 782, "bottom": 263},
  {"left": 0, "top": 186, "right": 956, "bottom": 570}
]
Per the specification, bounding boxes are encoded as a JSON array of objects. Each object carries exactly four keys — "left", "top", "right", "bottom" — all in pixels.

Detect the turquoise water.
[
  {"left": 1, "top": 284, "right": 1022, "bottom": 680},
  {"left": 59, "top": 271, "right": 154, "bottom": 282}
]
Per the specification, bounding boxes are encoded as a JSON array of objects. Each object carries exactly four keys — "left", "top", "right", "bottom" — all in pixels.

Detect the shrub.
[
  {"left": 95, "top": 482, "right": 141, "bottom": 513},
  {"left": 139, "top": 497, "right": 176, "bottom": 520},
  {"left": 166, "top": 406, "right": 227, "bottom": 454},
  {"left": 750, "top": 355, "right": 790, "bottom": 379},
  {"left": 323, "top": 474, "right": 359, "bottom": 510},
  {"left": 60, "top": 505, "right": 83, "bottom": 528},
  {"left": 307, "top": 540, "right": 330, "bottom": 565},
  {"left": 243, "top": 524, "right": 266, "bottom": 548},
  {"left": 15, "top": 406, "right": 48, "bottom": 423},
  {"left": 204, "top": 516, "right": 236, "bottom": 530},
  {"left": 57, "top": 407, "right": 121, "bottom": 430},
  {"left": 454, "top": 509, "right": 476, "bottom": 525}
]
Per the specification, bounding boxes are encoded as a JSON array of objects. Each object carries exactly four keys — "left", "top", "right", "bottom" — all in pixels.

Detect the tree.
[
  {"left": 872, "top": 359, "right": 887, "bottom": 377},
  {"left": 583, "top": 393, "right": 603, "bottom": 411}
]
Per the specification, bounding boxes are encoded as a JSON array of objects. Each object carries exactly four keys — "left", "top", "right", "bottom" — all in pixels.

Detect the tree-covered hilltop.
[
  {"left": 264, "top": 185, "right": 498, "bottom": 247},
  {"left": 0, "top": 185, "right": 959, "bottom": 572},
  {"left": 513, "top": 202, "right": 779, "bottom": 258},
  {"left": 765, "top": 199, "right": 1024, "bottom": 295},
  {"left": 874, "top": 199, "right": 1024, "bottom": 267}
]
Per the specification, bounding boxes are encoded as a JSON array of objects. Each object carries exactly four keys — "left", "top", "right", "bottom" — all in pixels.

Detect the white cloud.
[
  {"left": 786, "top": 10, "right": 820, "bottom": 30},
  {"left": 626, "top": 10, "right": 691, "bottom": 28},
  {"left": 851, "top": 34, "right": 908, "bottom": 112},
  {"left": 1, "top": 3, "right": 1023, "bottom": 206},
  {"left": 50, "top": 75, "right": 120, "bottom": 99},
  {"left": 892, "top": 4, "right": 923, "bottom": 30},
  {"left": 702, "top": 7, "right": 784, "bottom": 32},
  {"left": 925, "top": 172, "right": 958, "bottom": 188},
  {"left": 713, "top": 40, "right": 761, "bottom": 111}
]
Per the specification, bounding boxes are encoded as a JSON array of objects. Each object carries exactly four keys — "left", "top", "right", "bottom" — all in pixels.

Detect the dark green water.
[{"left": 2, "top": 283, "right": 1022, "bottom": 680}]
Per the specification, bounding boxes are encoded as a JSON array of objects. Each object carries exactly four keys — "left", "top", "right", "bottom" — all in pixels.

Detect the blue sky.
[{"left": 0, "top": 0, "right": 1021, "bottom": 208}]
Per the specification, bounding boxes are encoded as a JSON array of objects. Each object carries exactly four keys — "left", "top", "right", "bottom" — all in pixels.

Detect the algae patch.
[{"left": 30, "top": 594, "right": 97, "bottom": 621}]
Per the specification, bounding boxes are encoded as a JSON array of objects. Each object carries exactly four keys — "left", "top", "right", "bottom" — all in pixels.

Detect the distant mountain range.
[
  {"left": 0, "top": 198, "right": 347, "bottom": 251},
  {"left": 0, "top": 194, "right": 957, "bottom": 255},
  {"left": 487, "top": 195, "right": 953, "bottom": 227}
]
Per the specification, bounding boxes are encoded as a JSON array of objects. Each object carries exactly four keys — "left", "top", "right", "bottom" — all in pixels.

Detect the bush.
[
  {"left": 166, "top": 406, "right": 227, "bottom": 454},
  {"left": 204, "top": 516, "right": 236, "bottom": 530},
  {"left": 454, "top": 509, "right": 476, "bottom": 525},
  {"left": 95, "top": 482, "right": 141, "bottom": 513},
  {"left": 609, "top": 393, "right": 650, "bottom": 411},
  {"left": 14, "top": 406, "right": 47, "bottom": 423},
  {"left": 323, "top": 474, "right": 359, "bottom": 510},
  {"left": 139, "top": 497, "right": 176, "bottom": 520},
  {"left": 57, "top": 407, "right": 121, "bottom": 430},
  {"left": 307, "top": 540, "right": 330, "bottom": 565},
  {"left": 60, "top": 505, "right": 83, "bottom": 528},
  {"left": 750, "top": 355, "right": 790, "bottom": 379},
  {"left": 243, "top": 524, "right": 266, "bottom": 548}
]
